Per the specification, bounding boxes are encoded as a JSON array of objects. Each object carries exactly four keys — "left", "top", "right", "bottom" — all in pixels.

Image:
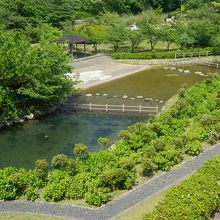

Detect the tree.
[
  {"left": 138, "top": 11, "right": 164, "bottom": 51},
  {"left": 101, "top": 13, "right": 128, "bottom": 52},
  {"left": 0, "top": 30, "right": 76, "bottom": 124},
  {"left": 140, "top": 23, "right": 161, "bottom": 51},
  {"left": 81, "top": 24, "right": 108, "bottom": 51},
  {"left": 127, "top": 29, "right": 144, "bottom": 52},
  {"left": 159, "top": 25, "right": 177, "bottom": 50}
]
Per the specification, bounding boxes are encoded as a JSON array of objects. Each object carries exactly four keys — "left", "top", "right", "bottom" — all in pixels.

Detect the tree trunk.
[
  {"left": 150, "top": 41, "right": 154, "bottom": 51},
  {"left": 131, "top": 44, "right": 134, "bottom": 53},
  {"left": 167, "top": 42, "right": 172, "bottom": 51}
]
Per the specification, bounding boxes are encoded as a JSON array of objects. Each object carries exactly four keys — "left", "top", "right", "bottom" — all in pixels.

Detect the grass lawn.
[
  {"left": 75, "top": 40, "right": 180, "bottom": 55},
  {"left": 113, "top": 174, "right": 190, "bottom": 220},
  {"left": 0, "top": 212, "right": 69, "bottom": 220},
  {"left": 112, "top": 188, "right": 169, "bottom": 220}
]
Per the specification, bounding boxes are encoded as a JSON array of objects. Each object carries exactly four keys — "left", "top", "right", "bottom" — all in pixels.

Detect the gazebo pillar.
[{"left": 69, "top": 43, "right": 73, "bottom": 55}]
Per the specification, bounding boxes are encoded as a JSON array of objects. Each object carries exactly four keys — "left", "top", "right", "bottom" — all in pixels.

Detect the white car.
[{"left": 129, "top": 24, "right": 140, "bottom": 31}]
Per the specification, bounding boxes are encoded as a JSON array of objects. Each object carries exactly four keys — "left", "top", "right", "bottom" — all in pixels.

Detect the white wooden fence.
[
  {"left": 174, "top": 51, "right": 213, "bottom": 59},
  {"left": 79, "top": 103, "right": 160, "bottom": 114}
]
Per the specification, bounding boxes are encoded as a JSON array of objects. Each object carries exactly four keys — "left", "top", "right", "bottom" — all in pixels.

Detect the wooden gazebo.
[{"left": 56, "top": 35, "right": 88, "bottom": 55}]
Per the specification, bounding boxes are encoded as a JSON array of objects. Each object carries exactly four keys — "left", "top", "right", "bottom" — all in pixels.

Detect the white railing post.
[
  {"left": 156, "top": 105, "right": 159, "bottom": 114},
  {"left": 139, "top": 105, "right": 142, "bottom": 114},
  {"left": 89, "top": 103, "right": 92, "bottom": 111},
  {"left": 106, "top": 104, "right": 108, "bottom": 112},
  {"left": 122, "top": 104, "right": 125, "bottom": 113}
]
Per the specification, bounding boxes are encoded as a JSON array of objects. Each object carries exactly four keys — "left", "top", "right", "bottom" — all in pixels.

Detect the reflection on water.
[{"left": 0, "top": 113, "right": 144, "bottom": 168}]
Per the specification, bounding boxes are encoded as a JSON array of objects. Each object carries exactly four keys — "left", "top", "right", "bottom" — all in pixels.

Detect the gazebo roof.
[{"left": 57, "top": 35, "right": 88, "bottom": 44}]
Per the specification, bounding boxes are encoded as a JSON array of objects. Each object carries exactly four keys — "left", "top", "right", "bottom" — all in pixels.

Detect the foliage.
[
  {"left": 74, "top": 144, "right": 88, "bottom": 159},
  {"left": 0, "top": 30, "right": 76, "bottom": 125},
  {"left": 97, "top": 137, "right": 110, "bottom": 147},
  {"left": 111, "top": 48, "right": 211, "bottom": 59},
  {"left": 34, "top": 159, "right": 48, "bottom": 183},
  {"left": 144, "top": 155, "right": 220, "bottom": 220}
]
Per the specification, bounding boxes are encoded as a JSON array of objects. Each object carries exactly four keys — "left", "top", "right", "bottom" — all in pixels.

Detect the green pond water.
[
  {"left": 0, "top": 114, "right": 143, "bottom": 168},
  {"left": 0, "top": 64, "right": 218, "bottom": 168},
  {"left": 83, "top": 64, "right": 218, "bottom": 101}
]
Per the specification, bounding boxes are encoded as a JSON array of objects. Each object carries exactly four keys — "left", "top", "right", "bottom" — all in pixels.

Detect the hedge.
[
  {"left": 111, "top": 48, "right": 213, "bottom": 60},
  {"left": 145, "top": 154, "right": 220, "bottom": 220}
]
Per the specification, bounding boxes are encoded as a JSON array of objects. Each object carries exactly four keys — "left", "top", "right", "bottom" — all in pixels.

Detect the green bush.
[
  {"left": 85, "top": 187, "right": 111, "bottom": 206},
  {"left": 25, "top": 186, "right": 39, "bottom": 201},
  {"left": 144, "top": 155, "right": 220, "bottom": 220},
  {"left": 111, "top": 48, "right": 212, "bottom": 60}
]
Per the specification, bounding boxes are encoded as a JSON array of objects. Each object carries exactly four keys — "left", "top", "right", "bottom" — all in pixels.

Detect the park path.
[{"left": 0, "top": 143, "right": 219, "bottom": 220}]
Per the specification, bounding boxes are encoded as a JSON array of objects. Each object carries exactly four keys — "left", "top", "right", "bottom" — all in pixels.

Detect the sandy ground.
[{"left": 69, "top": 55, "right": 150, "bottom": 89}]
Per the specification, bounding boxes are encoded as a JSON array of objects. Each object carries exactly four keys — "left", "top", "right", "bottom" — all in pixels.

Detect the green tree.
[
  {"left": 0, "top": 30, "right": 76, "bottom": 124},
  {"left": 128, "top": 29, "right": 144, "bottom": 52},
  {"left": 81, "top": 24, "right": 108, "bottom": 51},
  {"left": 138, "top": 11, "right": 164, "bottom": 50}
]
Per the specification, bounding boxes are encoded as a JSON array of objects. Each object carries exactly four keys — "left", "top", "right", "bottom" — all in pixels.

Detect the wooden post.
[
  {"left": 89, "top": 103, "right": 92, "bottom": 111},
  {"left": 69, "top": 43, "right": 73, "bottom": 55},
  {"left": 183, "top": 53, "right": 185, "bottom": 58},
  {"left": 122, "top": 104, "right": 125, "bottom": 113},
  {"left": 156, "top": 105, "right": 159, "bottom": 114},
  {"left": 139, "top": 105, "right": 142, "bottom": 114},
  {"left": 106, "top": 104, "right": 108, "bottom": 112},
  {"left": 175, "top": 53, "right": 177, "bottom": 59}
]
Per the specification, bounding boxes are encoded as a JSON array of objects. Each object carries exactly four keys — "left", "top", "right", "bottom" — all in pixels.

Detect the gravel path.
[{"left": 0, "top": 144, "right": 219, "bottom": 220}]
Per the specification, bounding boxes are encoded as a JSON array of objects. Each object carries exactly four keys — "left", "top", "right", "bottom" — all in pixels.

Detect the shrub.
[
  {"left": 184, "top": 141, "right": 203, "bottom": 156},
  {"left": 74, "top": 143, "right": 88, "bottom": 159},
  {"left": 85, "top": 187, "right": 111, "bottom": 206},
  {"left": 142, "top": 158, "right": 158, "bottom": 176},
  {"left": 44, "top": 182, "right": 66, "bottom": 202},
  {"left": 144, "top": 155, "right": 220, "bottom": 220},
  {"left": 111, "top": 48, "right": 212, "bottom": 60},
  {"left": 97, "top": 137, "right": 110, "bottom": 147},
  {"left": 25, "top": 187, "right": 39, "bottom": 201},
  {"left": 34, "top": 159, "right": 48, "bottom": 183}
]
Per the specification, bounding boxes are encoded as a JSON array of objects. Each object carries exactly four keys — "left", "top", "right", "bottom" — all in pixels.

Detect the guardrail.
[
  {"left": 79, "top": 103, "right": 160, "bottom": 114},
  {"left": 174, "top": 51, "right": 213, "bottom": 59}
]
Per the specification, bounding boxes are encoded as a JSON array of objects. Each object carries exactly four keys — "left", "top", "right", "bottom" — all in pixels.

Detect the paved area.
[
  {"left": 70, "top": 56, "right": 150, "bottom": 89},
  {"left": 0, "top": 144, "right": 219, "bottom": 220}
]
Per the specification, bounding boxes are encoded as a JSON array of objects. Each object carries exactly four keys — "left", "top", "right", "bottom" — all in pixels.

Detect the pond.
[
  {"left": 0, "top": 64, "right": 218, "bottom": 168},
  {"left": 83, "top": 64, "right": 218, "bottom": 101},
  {"left": 0, "top": 114, "right": 143, "bottom": 168}
]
